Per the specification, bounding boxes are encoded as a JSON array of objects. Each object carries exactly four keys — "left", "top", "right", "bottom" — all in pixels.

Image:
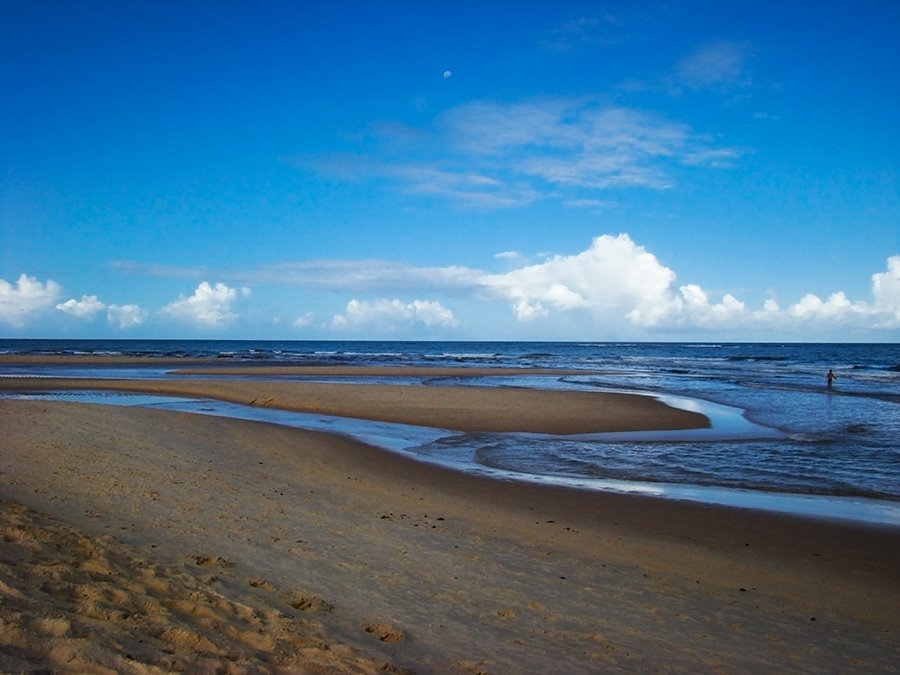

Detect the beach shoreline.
[{"left": 1, "top": 357, "right": 898, "bottom": 671}]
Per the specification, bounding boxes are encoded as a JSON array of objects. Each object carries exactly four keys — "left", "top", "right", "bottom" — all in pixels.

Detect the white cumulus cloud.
[
  {"left": 480, "top": 234, "right": 678, "bottom": 322},
  {"left": 57, "top": 295, "right": 106, "bottom": 319},
  {"left": 332, "top": 298, "right": 458, "bottom": 332},
  {"left": 56, "top": 294, "right": 147, "bottom": 329},
  {"left": 0, "top": 274, "right": 62, "bottom": 327},
  {"left": 477, "top": 235, "right": 900, "bottom": 336},
  {"left": 668, "top": 284, "right": 747, "bottom": 329},
  {"left": 108, "top": 304, "right": 147, "bottom": 329},
  {"left": 24, "top": 238, "right": 898, "bottom": 339},
  {"left": 872, "top": 255, "right": 900, "bottom": 315},
  {"left": 160, "top": 281, "right": 250, "bottom": 327}
]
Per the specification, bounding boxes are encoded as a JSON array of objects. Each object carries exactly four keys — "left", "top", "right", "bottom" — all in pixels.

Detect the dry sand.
[{"left": 1, "top": 365, "right": 898, "bottom": 672}]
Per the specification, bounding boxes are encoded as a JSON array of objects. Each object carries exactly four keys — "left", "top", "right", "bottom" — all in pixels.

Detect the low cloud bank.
[
  {"left": 478, "top": 234, "right": 900, "bottom": 333},
  {"left": 3, "top": 235, "right": 898, "bottom": 339}
]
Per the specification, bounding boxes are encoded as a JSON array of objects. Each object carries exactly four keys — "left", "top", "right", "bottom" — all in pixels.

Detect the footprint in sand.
[
  {"left": 290, "top": 594, "right": 335, "bottom": 613},
  {"left": 189, "top": 554, "right": 234, "bottom": 568},
  {"left": 364, "top": 622, "right": 406, "bottom": 643}
]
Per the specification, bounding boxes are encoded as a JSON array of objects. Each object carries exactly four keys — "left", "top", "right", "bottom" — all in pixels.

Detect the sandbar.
[{"left": 0, "top": 370, "right": 707, "bottom": 435}]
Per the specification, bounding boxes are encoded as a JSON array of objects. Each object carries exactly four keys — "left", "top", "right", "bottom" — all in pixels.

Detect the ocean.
[{"left": 2, "top": 339, "right": 898, "bottom": 525}]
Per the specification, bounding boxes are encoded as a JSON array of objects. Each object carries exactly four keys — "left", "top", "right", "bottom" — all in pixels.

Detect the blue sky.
[{"left": 2, "top": 0, "right": 898, "bottom": 341}]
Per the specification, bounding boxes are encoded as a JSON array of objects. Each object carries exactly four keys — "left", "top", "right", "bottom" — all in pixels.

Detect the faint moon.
[{"left": 442, "top": 70, "right": 452, "bottom": 79}]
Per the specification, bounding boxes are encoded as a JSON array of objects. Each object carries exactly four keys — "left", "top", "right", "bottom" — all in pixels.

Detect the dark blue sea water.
[{"left": 2, "top": 339, "right": 898, "bottom": 524}]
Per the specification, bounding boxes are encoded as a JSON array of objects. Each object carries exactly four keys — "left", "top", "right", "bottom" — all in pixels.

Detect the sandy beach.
[{"left": 1, "top": 362, "right": 898, "bottom": 672}]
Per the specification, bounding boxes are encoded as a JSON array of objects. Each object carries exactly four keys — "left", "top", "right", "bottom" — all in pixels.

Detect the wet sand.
[
  {"left": 0, "top": 376, "right": 706, "bottom": 436},
  {"left": 1, "top": 362, "right": 898, "bottom": 672}
]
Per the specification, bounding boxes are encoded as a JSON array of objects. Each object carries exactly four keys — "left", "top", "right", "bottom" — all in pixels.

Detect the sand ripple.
[{"left": 0, "top": 499, "right": 403, "bottom": 674}]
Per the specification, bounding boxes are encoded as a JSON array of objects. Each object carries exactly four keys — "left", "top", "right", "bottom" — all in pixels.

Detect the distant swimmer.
[{"left": 826, "top": 369, "right": 837, "bottom": 389}]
